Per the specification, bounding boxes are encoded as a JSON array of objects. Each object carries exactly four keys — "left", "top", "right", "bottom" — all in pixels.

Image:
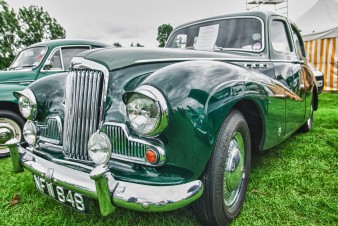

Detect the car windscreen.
[
  {"left": 166, "top": 17, "right": 264, "bottom": 52},
  {"left": 10, "top": 46, "right": 47, "bottom": 70}
]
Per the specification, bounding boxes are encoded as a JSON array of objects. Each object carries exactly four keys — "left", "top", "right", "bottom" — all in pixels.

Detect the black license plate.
[{"left": 33, "top": 174, "right": 89, "bottom": 212}]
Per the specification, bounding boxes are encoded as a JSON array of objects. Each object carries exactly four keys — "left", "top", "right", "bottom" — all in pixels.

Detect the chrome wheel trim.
[
  {"left": 223, "top": 132, "right": 245, "bottom": 208},
  {"left": 0, "top": 118, "right": 22, "bottom": 154},
  {"left": 307, "top": 104, "right": 313, "bottom": 128}
]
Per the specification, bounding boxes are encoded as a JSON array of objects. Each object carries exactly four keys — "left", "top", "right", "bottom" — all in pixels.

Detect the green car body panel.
[{"left": 4, "top": 11, "right": 318, "bottom": 219}]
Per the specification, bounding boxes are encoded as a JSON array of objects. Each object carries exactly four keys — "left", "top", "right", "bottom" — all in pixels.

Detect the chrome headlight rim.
[
  {"left": 123, "top": 85, "right": 169, "bottom": 137},
  {"left": 88, "top": 131, "right": 112, "bottom": 165},
  {"left": 14, "top": 89, "right": 37, "bottom": 120},
  {"left": 23, "top": 120, "right": 37, "bottom": 146}
]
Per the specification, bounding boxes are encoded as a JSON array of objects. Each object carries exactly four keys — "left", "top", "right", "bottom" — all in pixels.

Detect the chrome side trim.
[
  {"left": 103, "top": 122, "right": 166, "bottom": 167},
  {"left": 135, "top": 58, "right": 270, "bottom": 64}
]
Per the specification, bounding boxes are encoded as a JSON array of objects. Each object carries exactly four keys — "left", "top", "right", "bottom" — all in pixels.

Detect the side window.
[
  {"left": 50, "top": 49, "right": 63, "bottom": 70},
  {"left": 270, "top": 20, "right": 292, "bottom": 54},
  {"left": 61, "top": 47, "right": 90, "bottom": 70},
  {"left": 291, "top": 25, "right": 306, "bottom": 58}
]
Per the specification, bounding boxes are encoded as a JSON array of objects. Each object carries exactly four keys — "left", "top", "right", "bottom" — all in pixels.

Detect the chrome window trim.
[
  {"left": 103, "top": 122, "right": 166, "bottom": 167},
  {"left": 40, "top": 45, "right": 92, "bottom": 72},
  {"left": 166, "top": 16, "right": 266, "bottom": 53}
]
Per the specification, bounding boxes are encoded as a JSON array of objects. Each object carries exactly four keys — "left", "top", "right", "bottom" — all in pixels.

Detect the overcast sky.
[{"left": 6, "top": 0, "right": 319, "bottom": 47}]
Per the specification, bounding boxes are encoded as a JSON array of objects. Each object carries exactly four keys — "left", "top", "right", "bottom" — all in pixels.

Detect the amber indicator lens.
[{"left": 145, "top": 149, "right": 157, "bottom": 163}]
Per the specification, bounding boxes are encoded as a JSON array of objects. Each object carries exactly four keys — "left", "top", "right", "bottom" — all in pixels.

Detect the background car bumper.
[{"left": 5, "top": 139, "right": 204, "bottom": 215}]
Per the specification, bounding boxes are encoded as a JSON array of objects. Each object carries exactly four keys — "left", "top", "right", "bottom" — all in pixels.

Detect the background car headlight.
[
  {"left": 23, "top": 121, "right": 37, "bottom": 145},
  {"left": 88, "top": 132, "right": 112, "bottom": 165},
  {"left": 124, "top": 85, "right": 168, "bottom": 136},
  {"left": 16, "top": 89, "right": 37, "bottom": 120}
]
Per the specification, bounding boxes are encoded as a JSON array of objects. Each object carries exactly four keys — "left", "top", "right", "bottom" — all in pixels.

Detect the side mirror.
[{"left": 43, "top": 60, "right": 53, "bottom": 70}]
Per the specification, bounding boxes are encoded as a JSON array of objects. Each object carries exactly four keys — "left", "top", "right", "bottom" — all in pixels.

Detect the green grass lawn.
[{"left": 1, "top": 93, "right": 337, "bottom": 226}]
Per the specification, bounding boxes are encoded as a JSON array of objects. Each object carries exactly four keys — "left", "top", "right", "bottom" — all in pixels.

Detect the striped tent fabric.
[{"left": 305, "top": 38, "right": 337, "bottom": 92}]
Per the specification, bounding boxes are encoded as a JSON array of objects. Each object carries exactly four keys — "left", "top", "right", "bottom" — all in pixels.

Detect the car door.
[
  {"left": 269, "top": 16, "right": 306, "bottom": 136},
  {"left": 38, "top": 46, "right": 91, "bottom": 79}
]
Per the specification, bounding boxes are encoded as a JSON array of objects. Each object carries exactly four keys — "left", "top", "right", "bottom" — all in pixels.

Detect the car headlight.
[
  {"left": 88, "top": 131, "right": 112, "bottom": 165},
  {"left": 15, "top": 89, "right": 37, "bottom": 120},
  {"left": 123, "top": 85, "right": 168, "bottom": 136},
  {"left": 23, "top": 121, "right": 37, "bottom": 145}
]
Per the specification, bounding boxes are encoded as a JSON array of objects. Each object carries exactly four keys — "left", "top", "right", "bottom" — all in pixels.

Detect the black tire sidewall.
[{"left": 208, "top": 110, "right": 251, "bottom": 224}]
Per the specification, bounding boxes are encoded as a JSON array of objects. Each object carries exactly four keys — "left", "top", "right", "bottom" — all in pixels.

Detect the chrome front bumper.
[{"left": 6, "top": 139, "right": 203, "bottom": 216}]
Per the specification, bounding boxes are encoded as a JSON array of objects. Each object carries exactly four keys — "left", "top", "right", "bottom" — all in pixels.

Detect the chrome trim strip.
[
  {"left": 0, "top": 80, "right": 34, "bottom": 84},
  {"left": 166, "top": 16, "right": 266, "bottom": 53},
  {"left": 103, "top": 122, "right": 166, "bottom": 167},
  {"left": 135, "top": 58, "right": 270, "bottom": 64}
]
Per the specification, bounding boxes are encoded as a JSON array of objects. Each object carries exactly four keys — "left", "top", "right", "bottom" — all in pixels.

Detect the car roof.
[
  {"left": 173, "top": 11, "right": 287, "bottom": 31},
  {"left": 29, "top": 39, "right": 111, "bottom": 48}
]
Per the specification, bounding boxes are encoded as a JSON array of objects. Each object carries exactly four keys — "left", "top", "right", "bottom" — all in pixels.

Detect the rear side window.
[{"left": 270, "top": 20, "right": 292, "bottom": 54}]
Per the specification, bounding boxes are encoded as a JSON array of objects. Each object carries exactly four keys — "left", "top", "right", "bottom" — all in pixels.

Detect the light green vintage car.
[
  {"left": 3, "top": 11, "right": 318, "bottom": 225},
  {"left": 0, "top": 39, "right": 110, "bottom": 157}
]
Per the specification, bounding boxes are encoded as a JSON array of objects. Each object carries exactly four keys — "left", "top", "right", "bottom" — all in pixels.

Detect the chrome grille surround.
[
  {"left": 63, "top": 57, "right": 109, "bottom": 161},
  {"left": 102, "top": 122, "right": 166, "bottom": 167},
  {"left": 39, "top": 116, "right": 62, "bottom": 145}
]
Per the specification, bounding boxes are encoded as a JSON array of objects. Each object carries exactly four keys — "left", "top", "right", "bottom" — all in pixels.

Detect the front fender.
[
  {"left": 138, "top": 61, "right": 272, "bottom": 181},
  {"left": 25, "top": 72, "right": 68, "bottom": 122}
]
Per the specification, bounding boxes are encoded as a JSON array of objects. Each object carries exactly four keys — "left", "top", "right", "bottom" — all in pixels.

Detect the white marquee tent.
[{"left": 296, "top": 0, "right": 338, "bottom": 92}]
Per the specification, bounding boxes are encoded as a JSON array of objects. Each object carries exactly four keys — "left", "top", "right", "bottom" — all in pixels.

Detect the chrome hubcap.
[
  {"left": 0, "top": 118, "right": 22, "bottom": 154},
  {"left": 224, "top": 132, "right": 245, "bottom": 208}
]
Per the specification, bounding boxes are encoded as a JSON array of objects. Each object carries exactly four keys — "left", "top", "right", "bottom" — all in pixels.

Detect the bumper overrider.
[{"left": 5, "top": 138, "right": 203, "bottom": 216}]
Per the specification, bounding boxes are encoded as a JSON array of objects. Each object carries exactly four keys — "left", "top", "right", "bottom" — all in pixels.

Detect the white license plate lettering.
[
  {"left": 33, "top": 175, "right": 87, "bottom": 212},
  {"left": 74, "top": 193, "right": 85, "bottom": 211}
]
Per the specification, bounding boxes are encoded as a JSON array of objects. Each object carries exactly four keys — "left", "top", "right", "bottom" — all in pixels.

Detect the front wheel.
[
  {"left": 0, "top": 110, "right": 25, "bottom": 158},
  {"left": 192, "top": 110, "right": 251, "bottom": 226},
  {"left": 300, "top": 100, "right": 314, "bottom": 133}
]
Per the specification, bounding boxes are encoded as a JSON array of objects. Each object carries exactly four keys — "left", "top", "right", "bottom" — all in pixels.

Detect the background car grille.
[
  {"left": 103, "top": 125, "right": 149, "bottom": 160},
  {"left": 63, "top": 69, "right": 104, "bottom": 160}
]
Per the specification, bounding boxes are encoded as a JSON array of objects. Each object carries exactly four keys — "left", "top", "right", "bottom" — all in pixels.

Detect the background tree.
[
  {"left": 16, "top": 5, "right": 66, "bottom": 50},
  {"left": 0, "top": 1, "right": 19, "bottom": 69},
  {"left": 136, "top": 43, "right": 144, "bottom": 47},
  {"left": 156, "top": 24, "right": 173, "bottom": 47},
  {"left": 113, "top": 42, "right": 122, "bottom": 47},
  {"left": 0, "top": 1, "right": 66, "bottom": 69}
]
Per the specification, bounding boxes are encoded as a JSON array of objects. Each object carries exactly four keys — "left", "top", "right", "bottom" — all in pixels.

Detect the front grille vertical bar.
[
  {"left": 77, "top": 70, "right": 86, "bottom": 159},
  {"left": 70, "top": 73, "right": 79, "bottom": 157}
]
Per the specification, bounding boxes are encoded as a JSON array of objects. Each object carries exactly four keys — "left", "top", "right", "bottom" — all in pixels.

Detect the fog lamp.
[
  {"left": 88, "top": 131, "right": 112, "bottom": 165},
  {"left": 23, "top": 120, "right": 37, "bottom": 145}
]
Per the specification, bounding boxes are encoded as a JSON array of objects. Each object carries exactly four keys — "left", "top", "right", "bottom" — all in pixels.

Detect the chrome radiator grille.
[
  {"left": 103, "top": 125, "right": 148, "bottom": 161},
  {"left": 63, "top": 69, "right": 104, "bottom": 160}
]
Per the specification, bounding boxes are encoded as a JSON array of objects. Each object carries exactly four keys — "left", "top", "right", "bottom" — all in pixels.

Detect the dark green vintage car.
[
  {"left": 4, "top": 11, "right": 318, "bottom": 225},
  {"left": 0, "top": 39, "right": 110, "bottom": 157}
]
